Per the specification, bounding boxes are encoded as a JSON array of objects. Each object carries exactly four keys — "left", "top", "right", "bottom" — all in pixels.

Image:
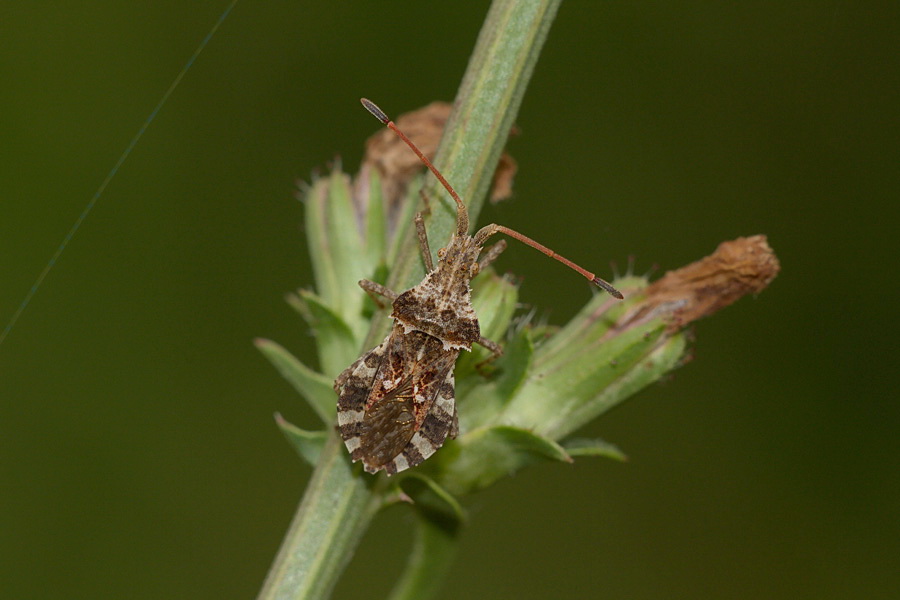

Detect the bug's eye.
[{"left": 437, "top": 248, "right": 446, "bottom": 259}]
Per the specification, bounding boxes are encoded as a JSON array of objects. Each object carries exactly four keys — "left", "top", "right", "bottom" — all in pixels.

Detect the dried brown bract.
[{"left": 625, "top": 235, "right": 780, "bottom": 332}]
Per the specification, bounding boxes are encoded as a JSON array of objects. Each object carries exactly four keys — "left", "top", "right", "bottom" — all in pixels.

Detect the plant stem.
[{"left": 256, "top": 436, "right": 378, "bottom": 600}]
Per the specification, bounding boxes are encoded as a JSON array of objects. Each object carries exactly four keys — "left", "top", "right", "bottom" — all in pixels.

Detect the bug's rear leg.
[
  {"left": 474, "top": 336, "right": 503, "bottom": 373},
  {"left": 359, "top": 279, "right": 398, "bottom": 309}
]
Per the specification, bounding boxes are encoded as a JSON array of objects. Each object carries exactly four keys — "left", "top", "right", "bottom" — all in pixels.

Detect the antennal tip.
[
  {"left": 592, "top": 277, "right": 624, "bottom": 299},
  {"left": 360, "top": 98, "right": 389, "bottom": 124}
]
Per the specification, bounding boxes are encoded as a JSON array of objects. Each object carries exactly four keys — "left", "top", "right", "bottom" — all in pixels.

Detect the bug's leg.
[
  {"left": 476, "top": 336, "right": 503, "bottom": 358},
  {"left": 414, "top": 212, "right": 434, "bottom": 272},
  {"left": 474, "top": 336, "right": 504, "bottom": 373},
  {"left": 359, "top": 279, "right": 398, "bottom": 309},
  {"left": 478, "top": 239, "right": 507, "bottom": 271},
  {"left": 417, "top": 188, "right": 432, "bottom": 216}
]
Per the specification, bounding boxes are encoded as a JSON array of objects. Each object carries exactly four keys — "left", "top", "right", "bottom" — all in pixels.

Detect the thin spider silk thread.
[{"left": 0, "top": 0, "right": 240, "bottom": 349}]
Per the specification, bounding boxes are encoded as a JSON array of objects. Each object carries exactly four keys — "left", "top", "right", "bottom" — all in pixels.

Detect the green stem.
[{"left": 256, "top": 436, "right": 379, "bottom": 600}]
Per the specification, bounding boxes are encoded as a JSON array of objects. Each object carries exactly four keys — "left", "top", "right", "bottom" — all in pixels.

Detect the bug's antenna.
[
  {"left": 474, "top": 224, "right": 624, "bottom": 299},
  {"left": 361, "top": 98, "right": 469, "bottom": 236}
]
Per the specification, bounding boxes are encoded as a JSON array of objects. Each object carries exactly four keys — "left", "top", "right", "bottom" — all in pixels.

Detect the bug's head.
[{"left": 435, "top": 236, "right": 482, "bottom": 278}]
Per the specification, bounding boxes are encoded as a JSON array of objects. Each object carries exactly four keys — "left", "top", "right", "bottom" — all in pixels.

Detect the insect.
[{"left": 335, "top": 98, "right": 623, "bottom": 475}]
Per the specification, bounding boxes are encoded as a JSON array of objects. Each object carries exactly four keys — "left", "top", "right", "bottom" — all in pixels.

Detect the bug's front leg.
[
  {"left": 359, "top": 279, "right": 398, "bottom": 309},
  {"left": 414, "top": 212, "right": 435, "bottom": 272}
]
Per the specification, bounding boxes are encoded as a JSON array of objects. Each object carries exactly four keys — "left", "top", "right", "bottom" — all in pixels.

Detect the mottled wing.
[
  {"left": 336, "top": 334, "right": 389, "bottom": 461},
  {"left": 382, "top": 367, "right": 457, "bottom": 475},
  {"left": 336, "top": 327, "right": 460, "bottom": 475},
  {"left": 358, "top": 375, "right": 418, "bottom": 473}
]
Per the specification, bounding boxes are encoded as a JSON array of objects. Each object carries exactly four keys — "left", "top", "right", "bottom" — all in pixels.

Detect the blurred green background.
[{"left": 2, "top": 2, "right": 897, "bottom": 598}]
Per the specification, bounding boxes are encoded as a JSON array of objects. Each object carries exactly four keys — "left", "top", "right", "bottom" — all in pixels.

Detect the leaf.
[
  {"left": 486, "top": 425, "right": 572, "bottom": 462},
  {"left": 304, "top": 170, "right": 368, "bottom": 312},
  {"left": 254, "top": 338, "right": 335, "bottom": 425},
  {"left": 275, "top": 413, "right": 328, "bottom": 466},
  {"left": 303, "top": 176, "right": 341, "bottom": 310},
  {"left": 437, "top": 425, "right": 572, "bottom": 495},
  {"left": 399, "top": 474, "right": 466, "bottom": 527},
  {"left": 563, "top": 437, "right": 628, "bottom": 462},
  {"left": 364, "top": 169, "right": 387, "bottom": 260},
  {"left": 302, "top": 171, "right": 377, "bottom": 347},
  {"left": 294, "top": 289, "right": 361, "bottom": 377},
  {"left": 491, "top": 326, "right": 533, "bottom": 401},
  {"left": 324, "top": 170, "right": 370, "bottom": 316}
]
